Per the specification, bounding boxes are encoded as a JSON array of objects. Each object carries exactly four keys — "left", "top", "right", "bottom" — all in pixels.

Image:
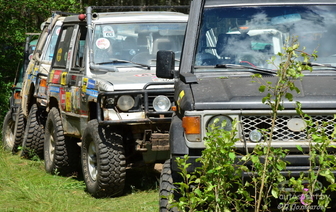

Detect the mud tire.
[
  {"left": 20, "top": 104, "right": 44, "bottom": 159},
  {"left": 159, "top": 159, "right": 180, "bottom": 212},
  {"left": 12, "top": 106, "right": 26, "bottom": 153},
  {"left": 44, "top": 107, "right": 80, "bottom": 176},
  {"left": 2, "top": 110, "right": 16, "bottom": 151},
  {"left": 81, "top": 119, "right": 126, "bottom": 198}
]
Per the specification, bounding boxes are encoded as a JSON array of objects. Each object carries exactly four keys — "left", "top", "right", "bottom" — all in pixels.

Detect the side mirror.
[{"left": 156, "top": 50, "right": 175, "bottom": 79}]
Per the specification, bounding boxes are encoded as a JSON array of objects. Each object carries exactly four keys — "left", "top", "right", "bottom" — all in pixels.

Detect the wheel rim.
[
  {"left": 88, "top": 141, "right": 98, "bottom": 181},
  {"left": 48, "top": 126, "right": 56, "bottom": 162},
  {"left": 4, "top": 118, "right": 15, "bottom": 148}
]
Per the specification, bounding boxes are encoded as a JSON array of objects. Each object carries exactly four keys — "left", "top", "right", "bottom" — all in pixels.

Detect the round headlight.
[
  {"left": 207, "top": 115, "right": 232, "bottom": 131},
  {"left": 153, "top": 95, "right": 171, "bottom": 112},
  {"left": 117, "top": 95, "right": 135, "bottom": 111},
  {"left": 249, "top": 129, "right": 262, "bottom": 142}
]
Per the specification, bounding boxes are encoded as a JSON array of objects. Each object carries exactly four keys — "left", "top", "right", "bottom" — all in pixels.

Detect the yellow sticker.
[
  {"left": 82, "top": 78, "right": 88, "bottom": 93},
  {"left": 49, "top": 70, "right": 55, "bottom": 83},
  {"left": 177, "top": 90, "right": 185, "bottom": 106},
  {"left": 65, "top": 92, "right": 71, "bottom": 112},
  {"left": 179, "top": 90, "right": 185, "bottom": 99},
  {"left": 57, "top": 48, "right": 62, "bottom": 62},
  {"left": 61, "top": 72, "right": 67, "bottom": 85}
]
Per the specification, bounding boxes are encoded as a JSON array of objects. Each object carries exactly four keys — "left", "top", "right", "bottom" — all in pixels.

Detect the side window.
[
  {"left": 53, "top": 26, "right": 75, "bottom": 68},
  {"left": 73, "top": 25, "right": 87, "bottom": 69},
  {"left": 41, "top": 25, "right": 61, "bottom": 62}
]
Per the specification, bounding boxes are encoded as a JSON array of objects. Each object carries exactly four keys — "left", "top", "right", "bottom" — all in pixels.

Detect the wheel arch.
[
  {"left": 88, "top": 101, "right": 97, "bottom": 121},
  {"left": 48, "top": 96, "right": 59, "bottom": 111},
  {"left": 27, "top": 82, "right": 36, "bottom": 113}
]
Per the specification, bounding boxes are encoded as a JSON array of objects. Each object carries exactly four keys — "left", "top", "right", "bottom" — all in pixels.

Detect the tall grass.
[{"left": 0, "top": 147, "right": 159, "bottom": 212}]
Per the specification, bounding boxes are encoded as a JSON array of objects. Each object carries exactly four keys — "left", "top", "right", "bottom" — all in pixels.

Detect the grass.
[{"left": 0, "top": 147, "right": 160, "bottom": 212}]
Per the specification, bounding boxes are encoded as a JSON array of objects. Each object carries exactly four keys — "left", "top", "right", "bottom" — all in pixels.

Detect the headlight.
[
  {"left": 117, "top": 95, "right": 135, "bottom": 111},
  {"left": 207, "top": 115, "right": 232, "bottom": 131},
  {"left": 249, "top": 129, "right": 262, "bottom": 142},
  {"left": 153, "top": 95, "right": 171, "bottom": 112}
]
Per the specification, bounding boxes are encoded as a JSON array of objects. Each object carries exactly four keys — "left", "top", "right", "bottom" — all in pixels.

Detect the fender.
[{"left": 169, "top": 114, "right": 188, "bottom": 155}]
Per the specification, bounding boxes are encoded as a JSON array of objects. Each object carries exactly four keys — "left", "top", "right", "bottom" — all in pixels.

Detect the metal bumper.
[{"left": 97, "top": 81, "right": 174, "bottom": 125}]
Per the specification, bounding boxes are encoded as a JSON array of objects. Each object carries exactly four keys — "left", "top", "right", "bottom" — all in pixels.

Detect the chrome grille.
[{"left": 241, "top": 115, "right": 335, "bottom": 142}]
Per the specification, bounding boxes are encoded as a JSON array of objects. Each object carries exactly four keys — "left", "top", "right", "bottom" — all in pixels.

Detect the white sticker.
[
  {"left": 95, "top": 38, "right": 110, "bottom": 49},
  {"left": 102, "top": 26, "right": 115, "bottom": 37},
  {"left": 60, "top": 29, "right": 67, "bottom": 42}
]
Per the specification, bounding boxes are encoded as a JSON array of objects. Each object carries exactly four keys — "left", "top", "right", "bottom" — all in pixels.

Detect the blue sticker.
[
  {"left": 49, "top": 86, "right": 60, "bottom": 93},
  {"left": 86, "top": 89, "right": 98, "bottom": 97},
  {"left": 87, "top": 79, "right": 95, "bottom": 89}
]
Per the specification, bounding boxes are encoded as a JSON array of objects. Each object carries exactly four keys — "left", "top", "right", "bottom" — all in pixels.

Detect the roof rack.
[{"left": 87, "top": 5, "right": 190, "bottom": 12}]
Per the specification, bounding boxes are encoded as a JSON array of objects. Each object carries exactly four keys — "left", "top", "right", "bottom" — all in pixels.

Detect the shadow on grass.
[{"left": 124, "top": 164, "right": 161, "bottom": 194}]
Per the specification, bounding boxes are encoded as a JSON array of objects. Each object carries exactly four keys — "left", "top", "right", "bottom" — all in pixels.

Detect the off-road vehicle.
[
  {"left": 2, "top": 34, "right": 38, "bottom": 153},
  {"left": 17, "top": 14, "right": 66, "bottom": 158},
  {"left": 45, "top": 6, "right": 188, "bottom": 197},
  {"left": 156, "top": 0, "right": 336, "bottom": 210}
]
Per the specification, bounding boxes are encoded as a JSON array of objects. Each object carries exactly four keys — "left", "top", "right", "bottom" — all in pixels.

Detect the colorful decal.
[
  {"left": 49, "top": 86, "right": 60, "bottom": 93},
  {"left": 28, "top": 53, "right": 33, "bottom": 61},
  {"left": 49, "top": 70, "right": 55, "bottom": 83},
  {"left": 152, "top": 76, "right": 174, "bottom": 82},
  {"left": 56, "top": 27, "right": 61, "bottom": 35},
  {"left": 86, "top": 89, "right": 98, "bottom": 97},
  {"left": 60, "top": 87, "right": 66, "bottom": 111},
  {"left": 60, "top": 29, "right": 67, "bottom": 42},
  {"left": 61, "top": 72, "right": 67, "bottom": 85},
  {"left": 71, "top": 87, "right": 81, "bottom": 113},
  {"left": 56, "top": 48, "right": 62, "bottom": 62},
  {"left": 67, "top": 50, "right": 72, "bottom": 61},
  {"left": 65, "top": 92, "right": 71, "bottom": 112},
  {"left": 33, "top": 67, "right": 39, "bottom": 75},
  {"left": 102, "top": 26, "right": 115, "bottom": 37},
  {"left": 135, "top": 73, "right": 155, "bottom": 77},
  {"left": 52, "top": 70, "right": 62, "bottom": 84},
  {"left": 87, "top": 79, "right": 95, "bottom": 89},
  {"left": 70, "top": 75, "right": 77, "bottom": 86},
  {"left": 82, "top": 78, "right": 88, "bottom": 92},
  {"left": 176, "top": 90, "right": 185, "bottom": 106},
  {"left": 96, "top": 38, "right": 110, "bottom": 49}
]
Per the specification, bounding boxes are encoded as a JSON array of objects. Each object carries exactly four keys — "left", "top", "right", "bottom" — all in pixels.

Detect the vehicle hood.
[
  {"left": 93, "top": 70, "right": 173, "bottom": 91},
  {"left": 190, "top": 74, "right": 336, "bottom": 110}
]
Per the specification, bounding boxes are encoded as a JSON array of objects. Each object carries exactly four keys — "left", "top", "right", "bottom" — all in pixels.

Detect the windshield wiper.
[
  {"left": 97, "top": 59, "right": 150, "bottom": 70},
  {"left": 302, "top": 62, "right": 336, "bottom": 70},
  {"left": 215, "top": 64, "right": 276, "bottom": 75}
]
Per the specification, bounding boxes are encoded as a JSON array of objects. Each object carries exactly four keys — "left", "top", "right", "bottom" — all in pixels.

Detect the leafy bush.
[{"left": 171, "top": 37, "right": 336, "bottom": 212}]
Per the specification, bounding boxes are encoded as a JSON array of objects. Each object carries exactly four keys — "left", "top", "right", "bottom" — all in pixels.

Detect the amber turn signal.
[{"left": 182, "top": 116, "right": 200, "bottom": 134}]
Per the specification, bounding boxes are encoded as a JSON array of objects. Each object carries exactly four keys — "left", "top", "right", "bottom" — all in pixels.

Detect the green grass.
[{"left": 0, "top": 148, "right": 160, "bottom": 212}]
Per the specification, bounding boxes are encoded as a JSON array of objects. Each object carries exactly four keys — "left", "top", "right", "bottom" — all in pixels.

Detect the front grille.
[{"left": 241, "top": 115, "right": 335, "bottom": 142}]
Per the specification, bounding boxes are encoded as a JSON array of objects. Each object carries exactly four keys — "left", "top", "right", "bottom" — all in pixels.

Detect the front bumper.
[{"left": 97, "top": 81, "right": 174, "bottom": 125}]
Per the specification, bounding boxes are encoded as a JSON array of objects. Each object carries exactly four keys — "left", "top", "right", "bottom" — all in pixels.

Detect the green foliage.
[{"left": 171, "top": 36, "right": 336, "bottom": 212}]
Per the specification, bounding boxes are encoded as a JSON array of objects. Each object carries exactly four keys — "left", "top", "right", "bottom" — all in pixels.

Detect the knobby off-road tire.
[
  {"left": 2, "top": 110, "right": 16, "bottom": 151},
  {"left": 20, "top": 104, "right": 44, "bottom": 159},
  {"left": 12, "top": 106, "right": 26, "bottom": 154},
  {"left": 81, "top": 119, "right": 126, "bottom": 198},
  {"left": 44, "top": 107, "right": 80, "bottom": 176},
  {"left": 160, "top": 159, "right": 180, "bottom": 212}
]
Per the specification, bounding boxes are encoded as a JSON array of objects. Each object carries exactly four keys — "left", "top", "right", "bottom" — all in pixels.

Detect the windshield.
[
  {"left": 93, "top": 22, "right": 186, "bottom": 67},
  {"left": 194, "top": 5, "right": 336, "bottom": 72}
]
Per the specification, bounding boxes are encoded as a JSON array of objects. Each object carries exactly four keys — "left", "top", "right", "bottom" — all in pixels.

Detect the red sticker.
[
  {"left": 52, "top": 70, "right": 63, "bottom": 84},
  {"left": 60, "top": 87, "right": 66, "bottom": 111}
]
